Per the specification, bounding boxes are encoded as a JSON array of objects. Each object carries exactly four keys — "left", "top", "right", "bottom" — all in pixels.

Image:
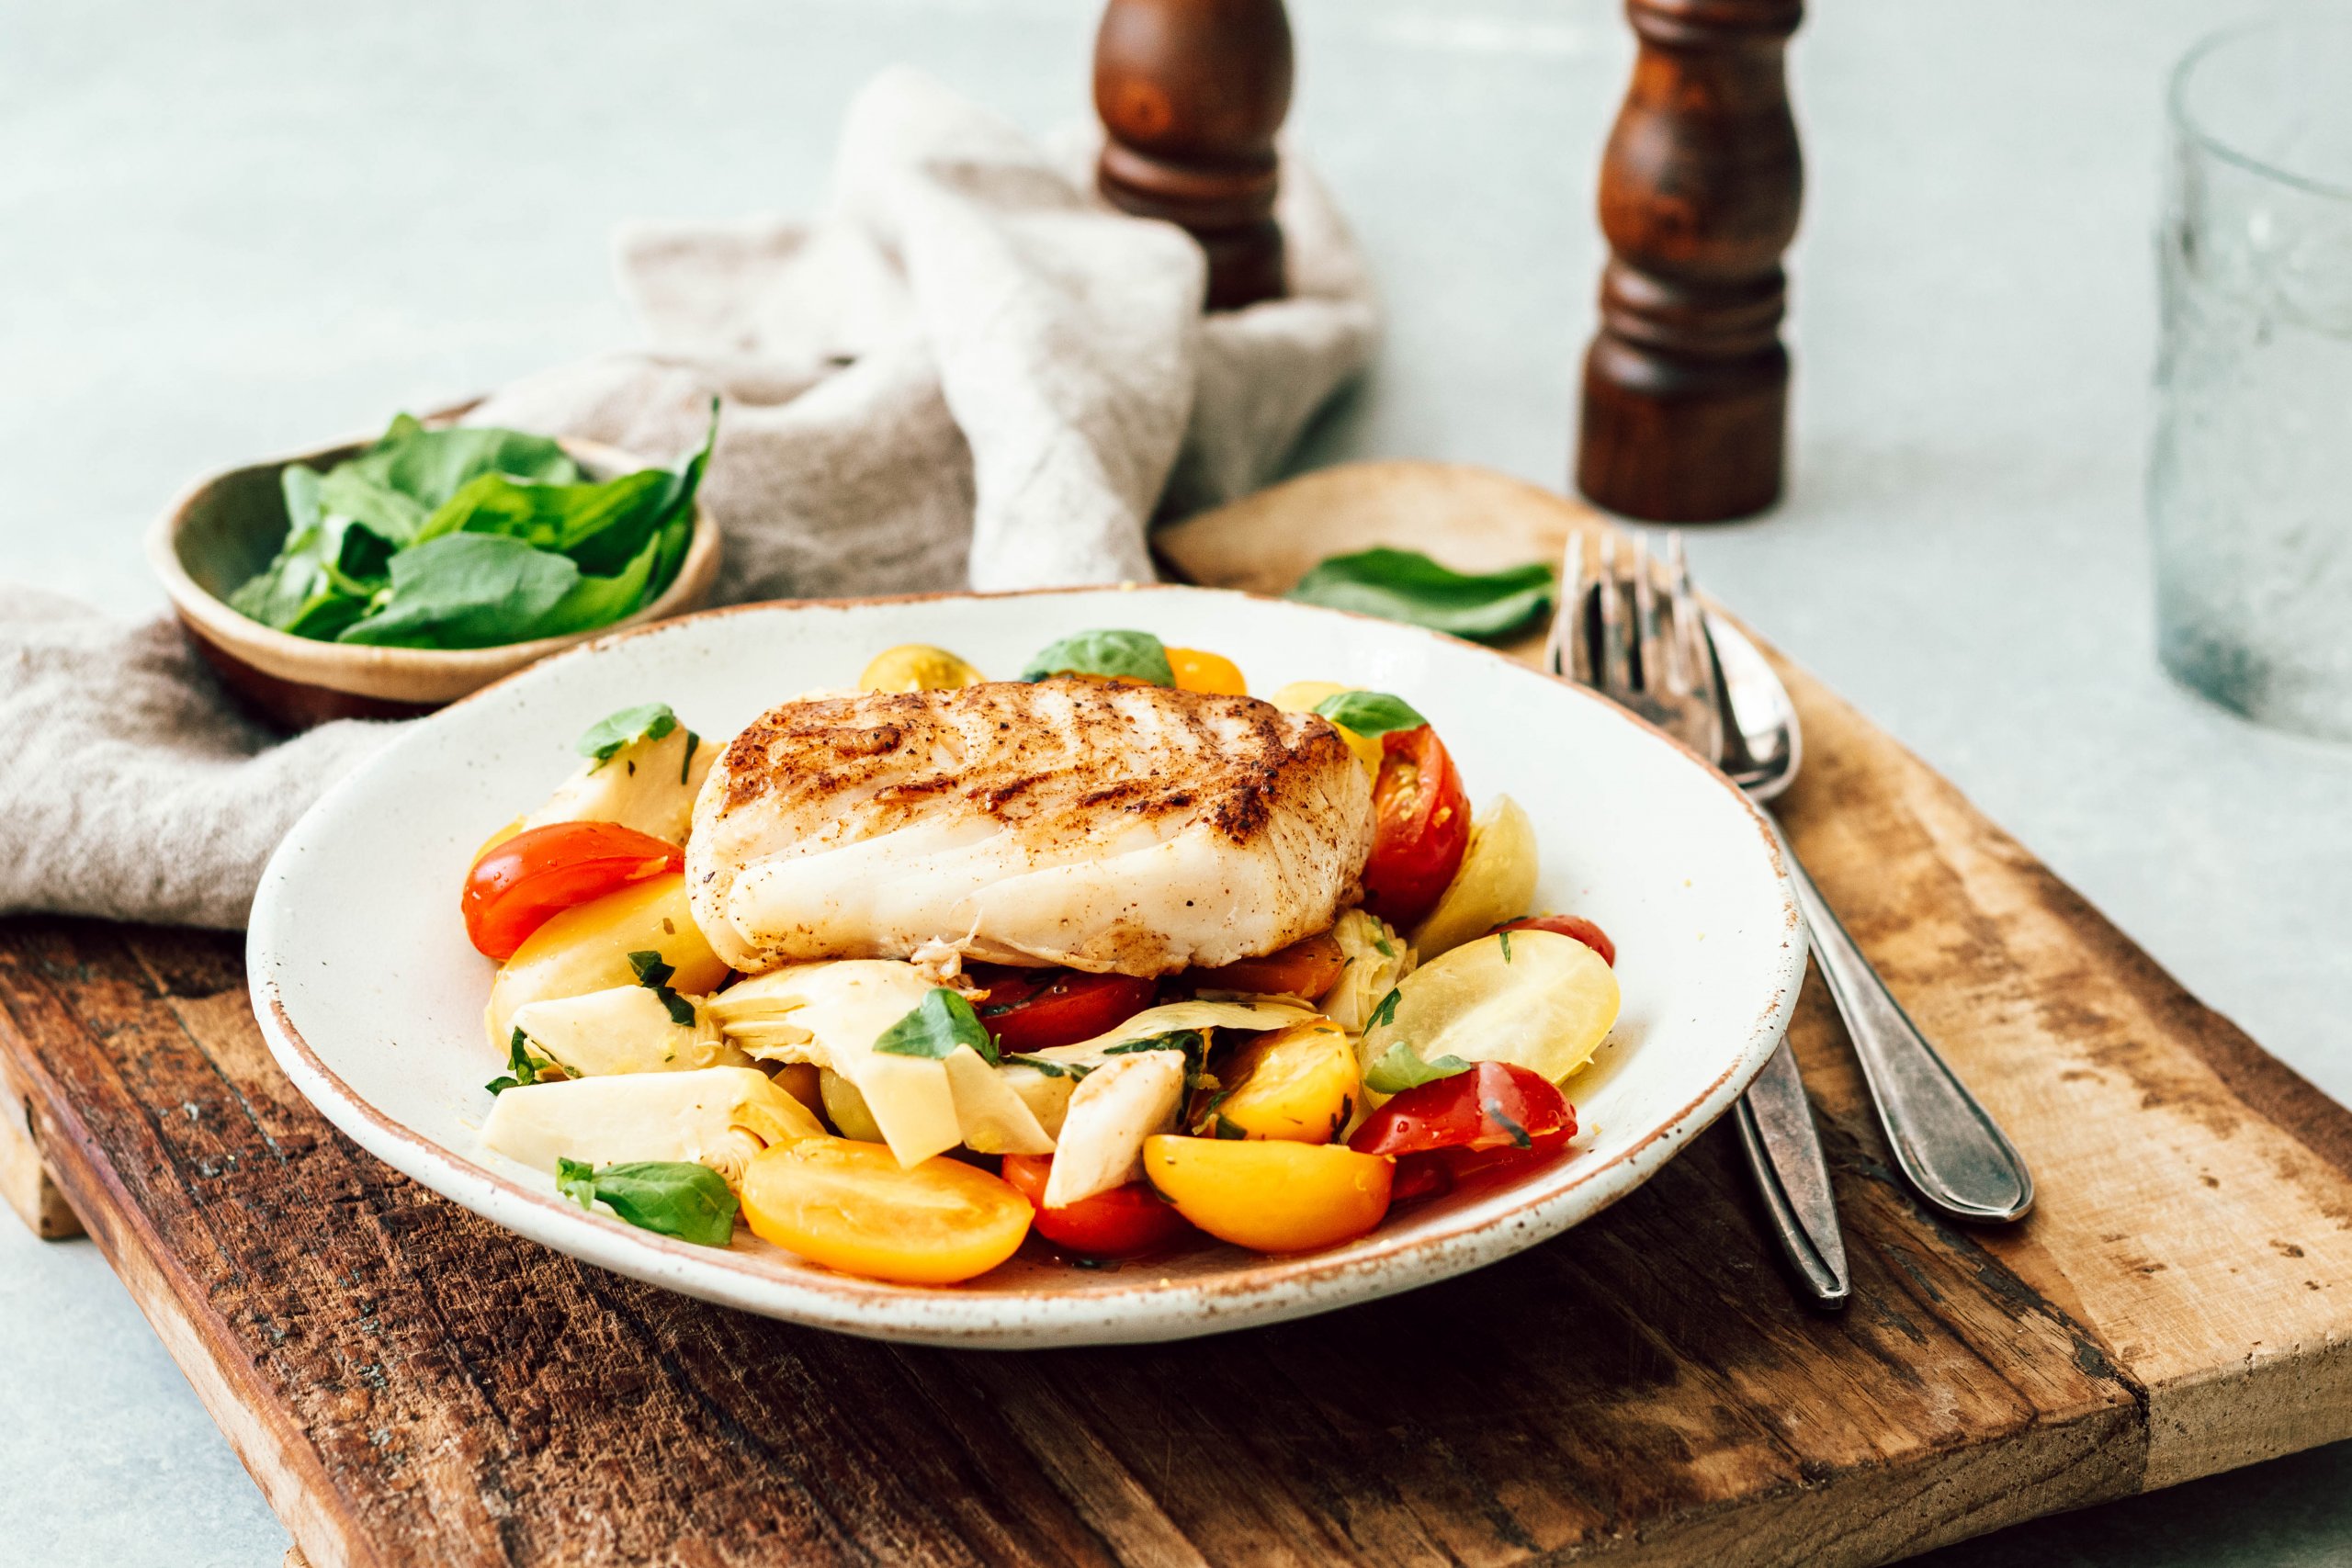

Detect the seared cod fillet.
[{"left": 686, "top": 681, "right": 1374, "bottom": 976}]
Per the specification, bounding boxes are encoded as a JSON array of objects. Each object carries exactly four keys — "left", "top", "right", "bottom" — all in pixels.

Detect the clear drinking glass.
[{"left": 2152, "top": 17, "right": 2352, "bottom": 739}]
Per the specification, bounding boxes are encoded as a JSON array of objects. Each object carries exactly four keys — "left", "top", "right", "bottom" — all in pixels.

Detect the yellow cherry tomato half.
[
  {"left": 1166, "top": 647, "right": 1248, "bottom": 695},
  {"left": 1214, "top": 1019, "right": 1360, "bottom": 1143},
  {"left": 1142, "top": 1135, "right": 1392, "bottom": 1253},
  {"left": 484, "top": 873, "right": 727, "bottom": 1048},
  {"left": 739, "top": 1137, "right": 1033, "bottom": 1285},
  {"left": 860, "top": 643, "right": 985, "bottom": 694}
]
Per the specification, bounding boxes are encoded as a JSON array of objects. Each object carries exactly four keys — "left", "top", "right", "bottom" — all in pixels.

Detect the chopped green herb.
[
  {"left": 1020, "top": 628, "right": 1173, "bottom": 686},
  {"left": 1311, "top": 690, "right": 1427, "bottom": 739},
  {"left": 1363, "top": 1043, "right": 1475, "bottom": 1096},
  {"left": 875, "top": 987, "right": 999, "bottom": 1065},
  {"left": 1004, "top": 1053, "right": 1091, "bottom": 1080},
  {"left": 1485, "top": 1101, "right": 1533, "bottom": 1150},
  {"left": 1328, "top": 1096, "right": 1353, "bottom": 1142},
  {"left": 1373, "top": 934, "right": 1396, "bottom": 960},
  {"left": 1289, "top": 547, "right": 1555, "bottom": 641},
  {"left": 680, "top": 731, "right": 701, "bottom": 784},
  {"left": 1499, "top": 931, "right": 1513, "bottom": 964},
  {"left": 1214, "top": 1114, "right": 1249, "bottom": 1140},
  {"left": 628, "top": 949, "right": 696, "bottom": 1027},
  {"left": 1367, "top": 987, "right": 1402, "bottom": 1032},
  {"left": 556, "top": 1157, "right": 738, "bottom": 1247},
  {"left": 487, "top": 1027, "right": 558, "bottom": 1095},
  {"left": 578, "top": 704, "right": 680, "bottom": 768}
]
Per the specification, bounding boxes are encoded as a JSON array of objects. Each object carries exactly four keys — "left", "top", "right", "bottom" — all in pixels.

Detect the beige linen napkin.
[{"left": 0, "top": 67, "right": 1376, "bottom": 929}]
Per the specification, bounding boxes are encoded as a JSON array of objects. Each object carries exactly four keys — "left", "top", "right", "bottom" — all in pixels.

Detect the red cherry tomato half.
[
  {"left": 969, "top": 967, "right": 1156, "bottom": 1052},
  {"left": 1192, "top": 931, "right": 1349, "bottom": 999},
  {"left": 1393, "top": 1128, "right": 1575, "bottom": 1198},
  {"left": 1001, "top": 1155, "right": 1193, "bottom": 1257},
  {"left": 461, "top": 821, "right": 683, "bottom": 961},
  {"left": 1361, "top": 725, "right": 1471, "bottom": 931},
  {"left": 1348, "top": 1061, "right": 1574, "bottom": 1160},
  {"left": 1496, "top": 913, "right": 1615, "bottom": 968}
]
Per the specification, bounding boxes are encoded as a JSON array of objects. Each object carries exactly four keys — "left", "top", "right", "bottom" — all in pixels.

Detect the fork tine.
[
  {"left": 1596, "top": 533, "right": 1632, "bottom": 697},
  {"left": 1663, "top": 531, "right": 1724, "bottom": 760},
  {"left": 1546, "top": 532, "right": 1587, "bottom": 680},
  {"left": 1630, "top": 532, "right": 1661, "bottom": 694}
]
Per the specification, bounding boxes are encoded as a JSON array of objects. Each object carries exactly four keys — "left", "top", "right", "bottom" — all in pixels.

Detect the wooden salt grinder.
[
  {"left": 1577, "top": 0, "right": 1804, "bottom": 523},
  {"left": 1094, "top": 0, "right": 1295, "bottom": 310}
]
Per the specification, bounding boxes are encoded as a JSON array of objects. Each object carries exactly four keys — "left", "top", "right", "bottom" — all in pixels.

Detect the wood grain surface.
[{"left": 5, "top": 460, "right": 2348, "bottom": 1567}]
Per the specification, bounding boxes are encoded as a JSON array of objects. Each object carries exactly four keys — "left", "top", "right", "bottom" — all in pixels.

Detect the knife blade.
[{"left": 1733, "top": 1039, "right": 1850, "bottom": 1307}]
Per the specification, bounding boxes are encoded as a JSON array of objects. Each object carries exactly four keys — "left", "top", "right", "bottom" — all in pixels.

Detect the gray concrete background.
[{"left": 6, "top": 1, "right": 2351, "bottom": 1562}]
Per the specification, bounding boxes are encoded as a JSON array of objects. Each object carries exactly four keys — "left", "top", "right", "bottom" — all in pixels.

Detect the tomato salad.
[{"left": 463, "top": 633, "right": 1621, "bottom": 1284}]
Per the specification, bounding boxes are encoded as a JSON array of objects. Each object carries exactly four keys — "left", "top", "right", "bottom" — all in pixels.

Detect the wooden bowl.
[{"left": 147, "top": 434, "right": 723, "bottom": 733}]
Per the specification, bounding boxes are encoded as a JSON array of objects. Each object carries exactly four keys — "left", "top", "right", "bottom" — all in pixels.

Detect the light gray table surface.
[{"left": 6, "top": 2, "right": 2350, "bottom": 1564}]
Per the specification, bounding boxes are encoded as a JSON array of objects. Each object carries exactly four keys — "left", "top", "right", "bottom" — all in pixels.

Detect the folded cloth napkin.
[{"left": 0, "top": 67, "right": 1376, "bottom": 930}]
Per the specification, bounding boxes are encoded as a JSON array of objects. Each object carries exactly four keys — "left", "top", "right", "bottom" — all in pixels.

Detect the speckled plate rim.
[{"left": 249, "top": 584, "right": 1804, "bottom": 1348}]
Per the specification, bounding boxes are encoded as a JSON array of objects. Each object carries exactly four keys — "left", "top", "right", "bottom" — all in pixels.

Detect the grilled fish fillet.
[{"left": 686, "top": 680, "right": 1374, "bottom": 976}]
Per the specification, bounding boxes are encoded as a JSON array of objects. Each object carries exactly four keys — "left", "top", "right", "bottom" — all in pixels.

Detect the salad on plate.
[{"left": 458, "top": 627, "right": 1623, "bottom": 1284}]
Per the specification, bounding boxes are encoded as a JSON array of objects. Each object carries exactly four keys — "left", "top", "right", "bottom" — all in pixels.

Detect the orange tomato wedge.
[
  {"left": 739, "top": 1137, "right": 1033, "bottom": 1285},
  {"left": 1141, "top": 1135, "right": 1392, "bottom": 1253}
]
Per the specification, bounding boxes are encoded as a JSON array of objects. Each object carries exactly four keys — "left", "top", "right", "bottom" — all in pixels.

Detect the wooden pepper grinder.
[
  {"left": 1576, "top": 0, "right": 1804, "bottom": 523},
  {"left": 1093, "top": 0, "right": 1295, "bottom": 310}
]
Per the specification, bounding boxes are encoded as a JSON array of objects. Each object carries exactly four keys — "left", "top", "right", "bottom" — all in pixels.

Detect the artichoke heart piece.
[
  {"left": 710, "top": 960, "right": 960, "bottom": 1168},
  {"left": 1318, "top": 909, "right": 1416, "bottom": 1033},
  {"left": 1043, "top": 1050, "right": 1186, "bottom": 1209},
  {"left": 943, "top": 1045, "right": 1057, "bottom": 1156},
  {"left": 511, "top": 985, "right": 748, "bottom": 1077},
  {"left": 524, "top": 721, "right": 713, "bottom": 845},
  {"left": 481, "top": 1066, "right": 822, "bottom": 1188}
]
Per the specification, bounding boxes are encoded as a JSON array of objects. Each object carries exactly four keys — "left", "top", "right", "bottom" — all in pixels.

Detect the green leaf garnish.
[
  {"left": 1020, "top": 629, "right": 1173, "bottom": 686},
  {"left": 1289, "top": 547, "right": 1555, "bottom": 641},
  {"left": 875, "top": 987, "right": 999, "bottom": 1065},
  {"left": 488, "top": 1027, "right": 558, "bottom": 1095},
  {"left": 1499, "top": 931, "right": 1513, "bottom": 964},
  {"left": 1363, "top": 1043, "right": 1475, "bottom": 1096},
  {"left": 1214, "top": 1114, "right": 1248, "bottom": 1140},
  {"left": 556, "top": 1157, "right": 738, "bottom": 1247},
  {"left": 1367, "top": 987, "right": 1401, "bottom": 1032},
  {"left": 628, "top": 950, "right": 696, "bottom": 1027},
  {"left": 1004, "top": 1053, "right": 1091, "bottom": 1080},
  {"left": 578, "top": 704, "right": 681, "bottom": 768},
  {"left": 1311, "top": 690, "right": 1427, "bottom": 739}
]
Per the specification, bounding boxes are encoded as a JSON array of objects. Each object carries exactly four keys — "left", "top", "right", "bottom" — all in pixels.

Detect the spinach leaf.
[
  {"left": 1020, "top": 628, "right": 1173, "bottom": 686},
  {"left": 628, "top": 950, "right": 697, "bottom": 1027},
  {"left": 1363, "top": 1043, "right": 1475, "bottom": 1096},
  {"left": 318, "top": 464, "right": 430, "bottom": 546},
  {"left": 579, "top": 704, "right": 680, "bottom": 767},
  {"left": 1289, "top": 548, "right": 1555, "bottom": 641},
  {"left": 1311, "top": 690, "right": 1427, "bottom": 739},
  {"left": 875, "top": 987, "right": 998, "bottom": 1065},
  {"left": 556, "top": 1157, "right": 738, "bottom": 1247},
  {"left": 334, "top": 534, "right": 579, "bottom": 649},
  {"left": 345, "top": 414, "right": 581, "bottom": 513}
]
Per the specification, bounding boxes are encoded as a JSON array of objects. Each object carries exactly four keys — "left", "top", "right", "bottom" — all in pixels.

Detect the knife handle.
[
  {"left": 1734, "top": 1041, "right": 1849, "bottom": 1307},
  {"left": 1770, "top": 816, "right": 2035, "bottom": 1224}
]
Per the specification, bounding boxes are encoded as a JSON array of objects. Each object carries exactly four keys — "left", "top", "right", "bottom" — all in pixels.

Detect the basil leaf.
[
  {"left": 1499, "top": 930, "right": 1513, "bottom": 964},
  {"left": 1363, "top": 1043, "right": 1474, "bottom": 1096},
  {"left": 1367, "top": 987, "right": 1402, "bottom": 1031},
  {"left": 1311, "top": 690, "right": 1427, "bottom": 739},
  {"left": 875, "top": 987, "right": 998, "bottom": 1065},
  {"left": 1020, "top": 628, "right": 1173, "bottom": 686},
  {"left": 489, "top": 1027, "right": 558, "bottom": 1095},
  {"left": 1214, "top": 1114, "right": 1248, "bottom": 1140},
  {"left": 556, "top": 1157, "right": 738, "bottom": 1247},
  {"left": 335, "top": 534, "right": 581, "bottom": 649},
  {"left": 1485, "top": 1101, "right": 1533, "bottom": 1150},
  {"left": 628, "top": 949, "right": 696, "bottom": 1027},
  {"left": 579, "top": 704, "right": 681, "bottom": 767},
  {"left": 1289, "top": 548, "right": 1555, "bottom": 641}
]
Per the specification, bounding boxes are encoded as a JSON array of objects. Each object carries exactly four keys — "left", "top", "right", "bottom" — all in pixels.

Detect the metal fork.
[{"left": 1551, "top": 531, "right": 1851, "bottom": 1307}]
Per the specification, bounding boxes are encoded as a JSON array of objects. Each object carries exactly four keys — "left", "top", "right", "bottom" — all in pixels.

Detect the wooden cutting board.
[{"left": 6, "top": 460, "right": 2351, "bottom": 1568}]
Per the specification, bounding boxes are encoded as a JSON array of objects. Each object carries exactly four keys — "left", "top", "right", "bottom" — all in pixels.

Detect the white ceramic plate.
[{"left": 250, "top": 586, "right": 1803, "bottom": 1348}]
